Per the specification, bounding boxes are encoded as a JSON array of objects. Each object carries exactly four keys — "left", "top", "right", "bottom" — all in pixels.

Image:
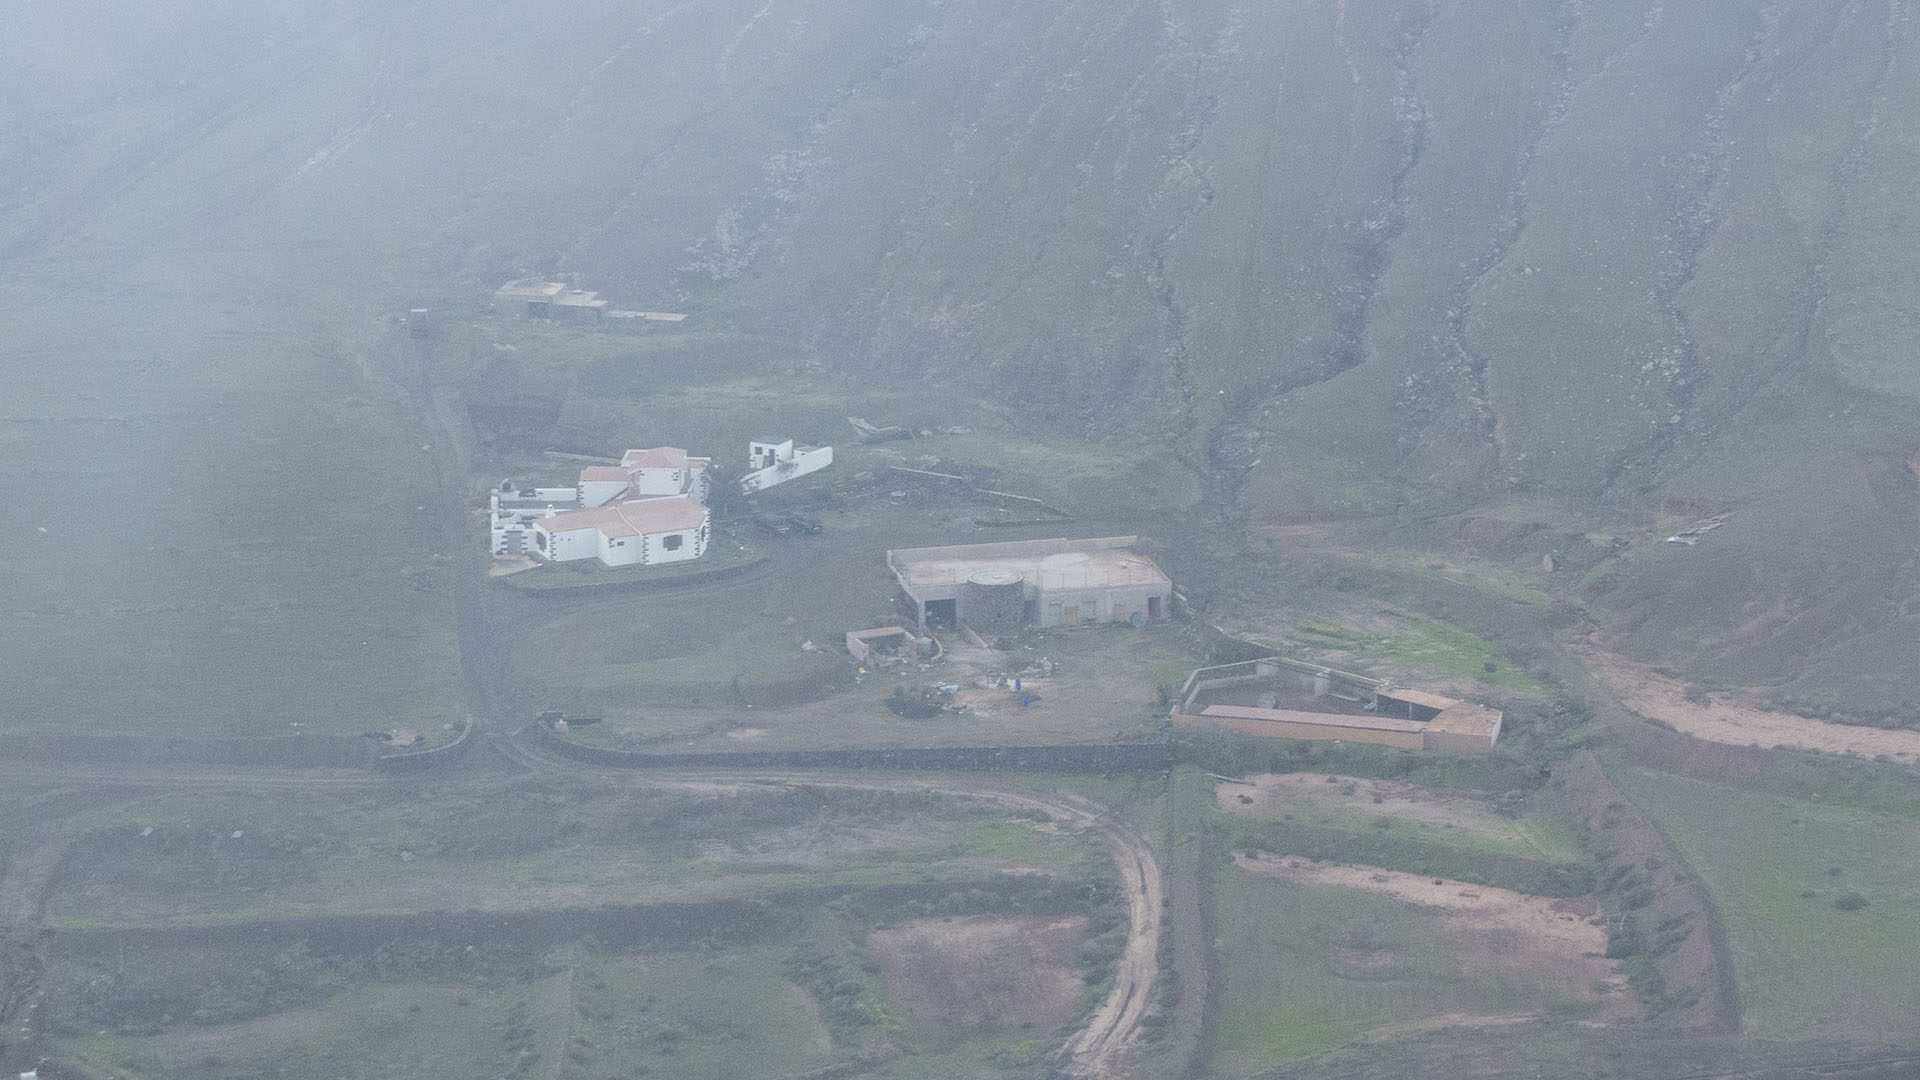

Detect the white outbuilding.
[
  {"left": 578, "top": 447, "right": 712, "bottom": 507},
  {"left": 741, "top": 437, "right": 832, "bottom": 493}
]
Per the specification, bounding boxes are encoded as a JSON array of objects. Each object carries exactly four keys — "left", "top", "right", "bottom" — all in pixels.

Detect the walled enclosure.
[{"left": 1173, "top": 656, "right": 1503, "bottom": 753}]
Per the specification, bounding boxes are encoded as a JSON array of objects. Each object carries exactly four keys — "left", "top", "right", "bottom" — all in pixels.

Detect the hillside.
[{"left": 2, "top": 3, "right": 1916, "bottom": 712}]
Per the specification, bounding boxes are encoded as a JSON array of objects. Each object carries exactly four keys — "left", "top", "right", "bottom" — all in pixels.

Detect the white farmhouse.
[
  {"left": 741, "top": 437, "right": 832, "bottom": 493},
  {"left": 579, "top": 447, "right": 712, "bottom": 506},
  {"left": 530, "top": 496, "right": 710, "bottom": 567},
  {"left": 491, "top": 446, "right": 717, "bottom": 564}
]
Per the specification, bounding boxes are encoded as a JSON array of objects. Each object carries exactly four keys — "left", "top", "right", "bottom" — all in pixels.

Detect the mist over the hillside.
[
  {"left": 7, "top": 0, "right": 1915, "bottom": 719},
  {"left": 8, "top": 4, "right": 1920, "bottom": 1078}
]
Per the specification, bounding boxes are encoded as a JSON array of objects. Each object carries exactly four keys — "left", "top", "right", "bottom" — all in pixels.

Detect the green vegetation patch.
[
  {"left": 563, "top": 948, "right": 836, "bottom": 1080},
  {"left": 1614, "top": 767, "right": 1920, "bottom": 1041},
  {"left": 1175, "top": 728, "right": 1492, "bottom": 790},
  {"left": 1291, "top": 612, "right": 1554, "bottom": 695},
  {"left": 39, "top": 782, "right": 1108, "bottom": 930},
  {"left": 1220, "top": 815, "right": 1592, "bottom": 899},
  {"left": 1221, "top": 777, "right": 1582, "bottom": 863},
  {"left": 0, "top": 321, "right": 464, "bottom": 738},
  {"left": 1209, "top": 859, "right": 1601, "bottom": 1074},
  {"left": 59, "top": 981, "right": 542, "bottom": 1080}
]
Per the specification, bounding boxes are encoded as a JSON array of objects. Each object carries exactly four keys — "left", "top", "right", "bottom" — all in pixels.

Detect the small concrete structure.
[
  {"left": 887, "top": 536, "right": 1171, "bottom": 631},
  {"left": 605, "top": 309, "right": 688, "bottom": 331},
  {"left": 741, "top": 437, "right": 833, "bottom": 493},
  {"left": 846, "top": 625, "right": 935, "bottom": 667},
  {"left": 1171, "top": 655, "right": 1503, "bottom": 753}
]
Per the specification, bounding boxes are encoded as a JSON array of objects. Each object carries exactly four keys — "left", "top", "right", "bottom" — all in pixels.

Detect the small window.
[{"left": 663, "top": 534, "right": 683, "bottom": 551}]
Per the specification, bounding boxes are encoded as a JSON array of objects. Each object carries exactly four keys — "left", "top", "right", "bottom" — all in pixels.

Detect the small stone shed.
[
  {"left": 886, "top": 536, "right": 1172, "bottom": 631},
  {"left": 1172, "top": 655, "right": 1502, "bottom": 753}
]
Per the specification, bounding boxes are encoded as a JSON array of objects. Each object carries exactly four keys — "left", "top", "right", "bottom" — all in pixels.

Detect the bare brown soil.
[
  {"left": 1233, "top": 853, "right": 1633, "bottom": 1021},
  {"left": 869, "top": 915, "right": 1087, "bottom": 1047},
  {"left": 1216, "top": 773, "right": 1533, "bottom": 844},
  {"left": 1582, "top": 648, "right": 1920, "bottom": 760}
]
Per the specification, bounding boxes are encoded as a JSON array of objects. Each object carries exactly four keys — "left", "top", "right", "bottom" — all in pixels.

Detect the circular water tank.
[{"left": 961, "top": 567, "right": 1025, "bottom": 630}]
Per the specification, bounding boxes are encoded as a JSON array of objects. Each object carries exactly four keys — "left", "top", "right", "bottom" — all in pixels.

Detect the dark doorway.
[
  {"left": 924, "top": 598, "right": 957, "bottom": 630},
  {"left": 1148, "top": 595, "right": 1162, "bottom": 619}
]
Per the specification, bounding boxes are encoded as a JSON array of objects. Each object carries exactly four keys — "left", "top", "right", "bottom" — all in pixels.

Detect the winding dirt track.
[
  {"left": 496, "top": 737, "right": 1164, "bottom": 1080},
  {"left": 0, "top": 742, "right": 1162, "bottom": 1080}
]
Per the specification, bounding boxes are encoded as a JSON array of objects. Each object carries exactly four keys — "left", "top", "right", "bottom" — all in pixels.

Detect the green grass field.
[
  {"left": 1289, "top": 613, "right": 1555, "bottom": 695},
  {"left": 1208, "top": 861, "right": 1610, "bottom": 1076},
  {"left": 34, "top": 771, "right": 1121, "bottom": 1079},
  {"left": 1614, "top": 766, "right": 1920, "bottom": 1041},
  {"left": 39, "top": 780, "right": 1108, "bottom": 930},
  {"left": 60, "top": 981, "right": 541, "bottom": 1080}
]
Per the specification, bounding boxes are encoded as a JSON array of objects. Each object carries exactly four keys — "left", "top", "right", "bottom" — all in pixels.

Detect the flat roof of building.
[
  {"left": 1378, "top": 688, "right": 1462, "bottom": 710},
  {"left": 607, "top": 310, "right": 688, "bottom": 321},
  {"left": 889, "top": 537, "right": 1169, "bottom": 593},
  {"left": 621, "top": 447, "right": 694, "bottom": 470},
  {"left": 497, "top": 279, "right": 568, "bottom": 300},
  {"left": 1425, "top": 702, "right": 1504, "bottom": 739}
]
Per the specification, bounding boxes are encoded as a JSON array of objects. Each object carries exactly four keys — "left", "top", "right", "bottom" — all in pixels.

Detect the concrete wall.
[
  {"left": 630, "top": 466, "right": 691, "bottom": 497},
  {"left": 889, "top": 535, "right": 1139, "bottom": 565},
  {"left": 597, "top": 531, "right": 643, "bottom": 566},
  {"left": 741, "top": 446, "right": 832, "bottom": 493},
  {"left": 640, "top": 526, "right": 703, "bottom": 564},
  {"left": 1171, "top": 713, "right": 1424, "bottom": 750},
  {"left": 1034, "top": 581, "right": 1166, "bottom": 626},
  {"left": 579, "top": 480, "right": 626, "bottom": 507},
  {"left": 1426, "top": 722, "right": 1503, "bottom": 755},
  {"left": 538, "top": 523, "right": 600, "bottom": 562}
]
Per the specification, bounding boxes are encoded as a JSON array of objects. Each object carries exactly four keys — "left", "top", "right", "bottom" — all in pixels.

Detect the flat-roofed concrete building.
[
  {"left": 494, "top": 278, "right": 569, "bottom": 317},
  {"left": 886, "top": 536, "right": 1171, "bottom": 631},
  {"left": 1172, "top": 655, "right": 1503, "bottom": 753}
]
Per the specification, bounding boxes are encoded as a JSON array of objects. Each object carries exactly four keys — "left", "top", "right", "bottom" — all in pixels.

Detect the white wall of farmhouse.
[
  {"left": 579, "top": 479, "right": 627, "bottom": 507},
  {"left": 535, "top": 522, "right": 601, "bottom": 563}
]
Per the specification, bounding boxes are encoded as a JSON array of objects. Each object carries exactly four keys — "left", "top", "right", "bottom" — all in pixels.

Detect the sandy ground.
[
  {"left": 1234, "top": 853, "right": 1631, "bottom": 1016},
  {"left": 868, "top": 915, "right": 1087, "bottom": 1046},
  {"left": 1582, "top": 648, "right": 1920, "bottom": 761}
]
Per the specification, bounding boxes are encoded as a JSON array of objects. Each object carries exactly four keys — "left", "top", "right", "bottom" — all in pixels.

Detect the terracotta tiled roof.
[{"left": 533, "top": 496, "right": 708, "bottom": 540}]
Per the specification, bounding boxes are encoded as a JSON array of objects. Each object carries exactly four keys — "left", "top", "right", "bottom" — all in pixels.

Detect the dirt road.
[
  {"left": 1582, "top": 648, "right": 1920, "bottom": 761},
  {"left": 498, "top": 740, "right": 1164, "bottom": 1079}
]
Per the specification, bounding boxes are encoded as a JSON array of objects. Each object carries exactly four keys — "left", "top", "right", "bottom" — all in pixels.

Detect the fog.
[{"left": 4, "top": 2, "right": 1919, "bottom": 1077}]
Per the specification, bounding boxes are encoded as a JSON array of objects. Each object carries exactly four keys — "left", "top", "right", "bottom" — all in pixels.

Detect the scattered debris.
[
  {"left": 1665, "top": 512, "right": 1732, "bottom": 546},
  {"left": 849, "top": 416, "right": 915, "bottom": 443}
]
